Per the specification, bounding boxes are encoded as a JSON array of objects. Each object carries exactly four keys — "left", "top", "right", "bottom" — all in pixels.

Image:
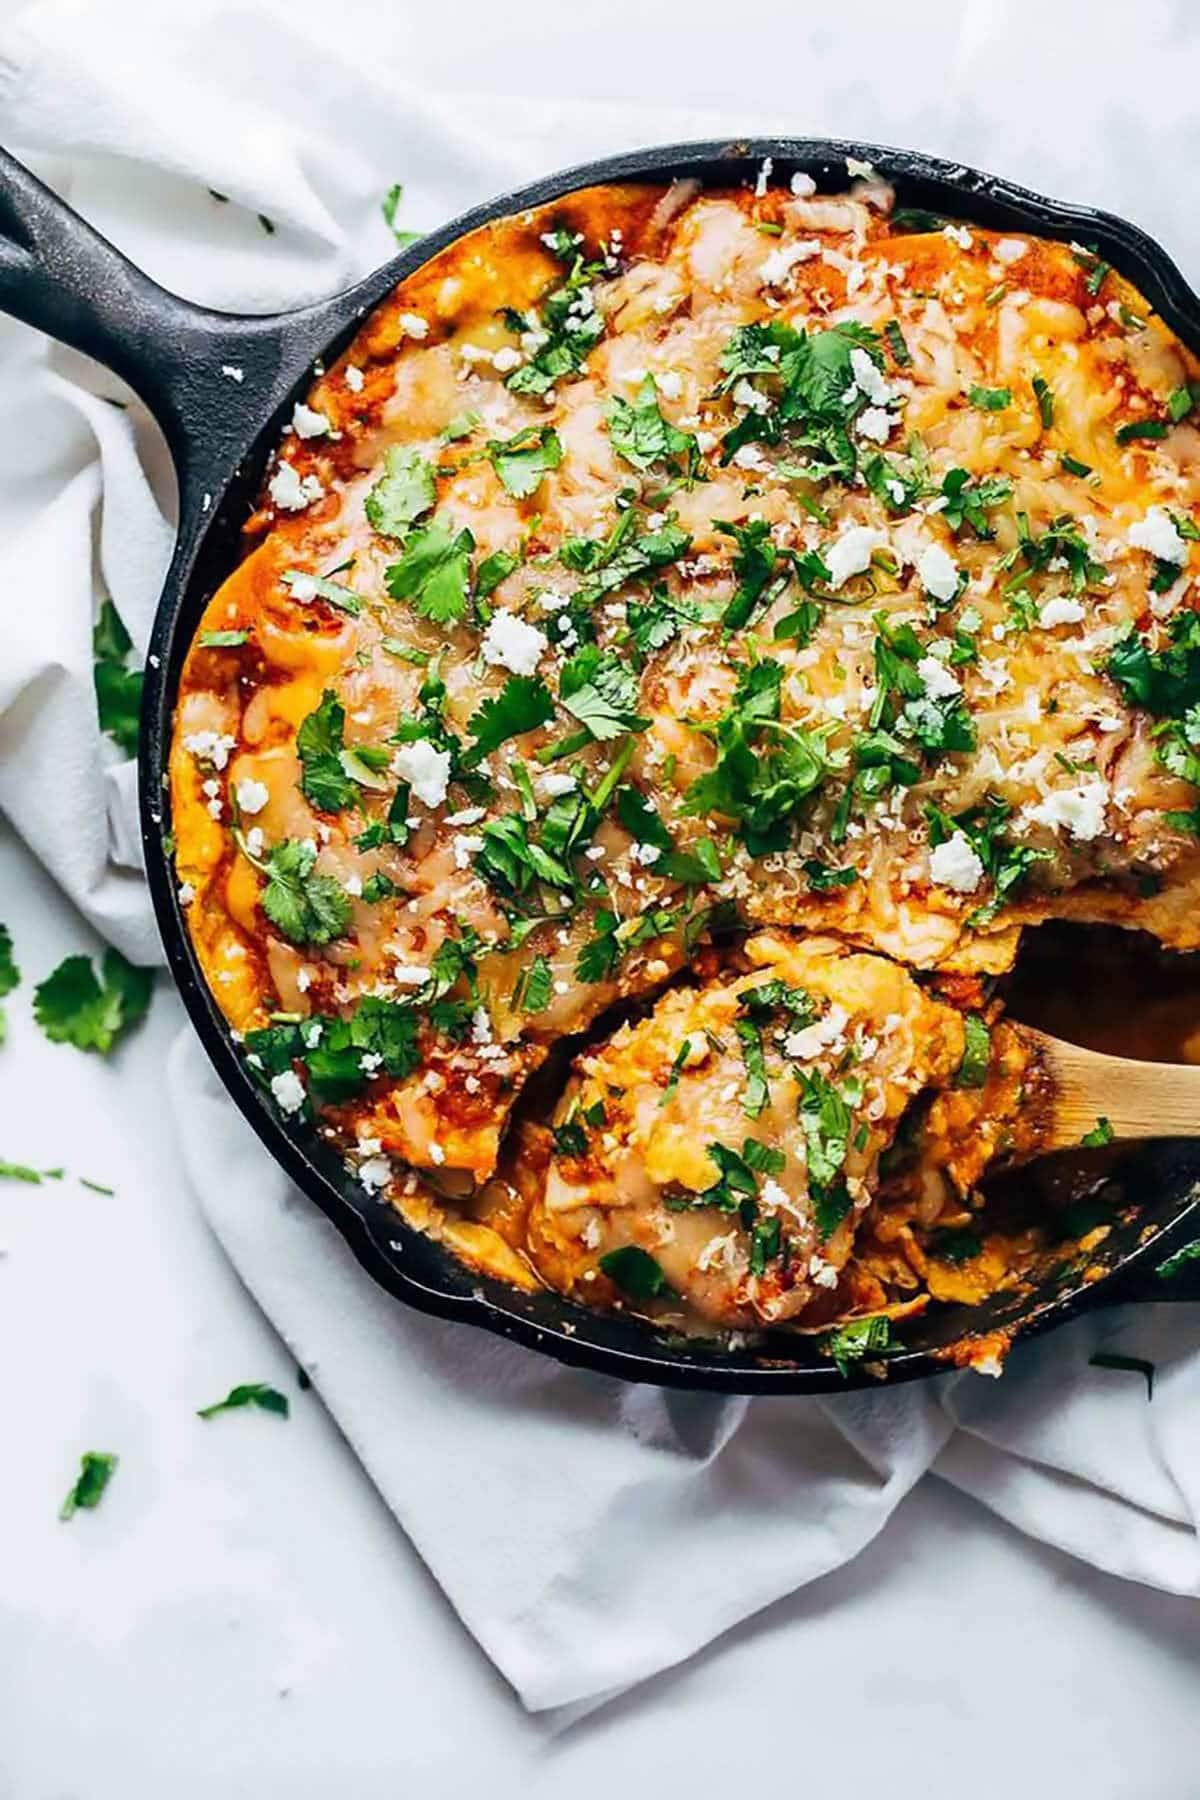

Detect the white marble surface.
[{"left": 3, "top": 0, "right": 1200, "bottom": 1789}]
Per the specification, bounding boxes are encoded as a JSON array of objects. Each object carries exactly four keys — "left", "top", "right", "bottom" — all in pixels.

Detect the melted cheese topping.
[{"left": 171, "top": 172, "right": 1200, "bottom": 1345}]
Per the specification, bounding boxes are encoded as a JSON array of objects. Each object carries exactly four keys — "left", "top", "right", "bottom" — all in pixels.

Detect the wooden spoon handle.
[{"left": 1019, "top": 1025, "right": 1200, "bottom": 1153}]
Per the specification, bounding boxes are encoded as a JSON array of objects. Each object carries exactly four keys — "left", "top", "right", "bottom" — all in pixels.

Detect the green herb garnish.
[{"left": 197, "top": 1382, "right": 290, "bottom": 1420}]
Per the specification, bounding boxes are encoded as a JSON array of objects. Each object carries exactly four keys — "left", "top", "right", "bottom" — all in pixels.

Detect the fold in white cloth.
[{"left": 1, "top": 0, "right": 1196, "bottom": 1718}]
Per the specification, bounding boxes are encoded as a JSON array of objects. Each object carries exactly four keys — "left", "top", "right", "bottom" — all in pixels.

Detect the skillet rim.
[{"left": 140, "top": 135, "right": 1200, "bottom": 1394}]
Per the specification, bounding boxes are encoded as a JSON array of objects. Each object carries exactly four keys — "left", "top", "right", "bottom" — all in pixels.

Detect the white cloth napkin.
[{"left": 1, "top": 0, "right": 1197, "bottom": 1718}]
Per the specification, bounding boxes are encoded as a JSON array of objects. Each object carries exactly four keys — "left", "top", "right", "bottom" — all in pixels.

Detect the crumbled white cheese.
[
  {"left": 849, "top": 345, "right": 893, "bottom": 406},
  {"left": 632, "top": 842, "right": 662, "bottom": 867},
  {"left": 731, "top": 443, "right": 771, "bottom": 472},
  {"left": 398, "top": 312, "right": 429, "bottom": 340},
  {"left": 1128, "top": 505, "right": 1187, "bottom": 566},
  {"left": 1027, "top": 781, "right": 1108, "bottom": 841},
  {"left": 758, "top": 237, "right": 821, "bottom": 287},
  {"left": 929, "top": 831, "right": 985, "bottom": 893},
  {"left": 826, "top": 524, "right": 887, "bottom": 589},
  {"left": 539, "top": 771, "right": 578, "bottom": 798},
  {"left": 234, "top": 777, "right": 269, "bottom": 815},
  {"left": 1038, "top": 596, "right": 1086, "bottom": 629},
  {"left": 245, "top": 826, "right": 265, "bottom": 857},
  {"left": 291, "top": 402, "right": 329, "bottom": 439},
  {"left": 657, "top": 370, "right": 683, "bottom": 400},
  {"left": 344, "top": 364, "right": 365, "bottom": 392},
  {"left": 856, "top": 405, "right": 894, "bottom": 444},
  {"left": 783, "top": 1005, "right": 850, "bottom": 1062},
  {"left": 943, "top": 223, "right": 973, "bottom": 251},
  {"left": 917, "top": 542, "right": 960, "bottom": 604},
  {"left": 491, "top": 346, "right": 522, "bottom": 374},
  {"left": 732, "top": 377, "right": 772, "bottom": 414},
  {"left": 994, "top": 238, "right": 1028, "bottom": 265},
  {"left": 917, "top": 654, "right": 962, "bottom": 700},
  {"left": 391, "top": 963, "right": 431, "bottom": 987},
  {"left": 392, "top": 739, "right": 451, "bottom": 808},
  {"left": 270, "top": 1070, "right": 306, "bottom": 1115},
  {"left": 183, "top": 730, "right": 237, "bottom": 771},
  {"left": 358, "top": 1156, "right": 393, "bottom": 1192},
  {"left": 343, "top": 874, "right": 363, "bottom": 899},
  {"left": 790, "top": 171, "right": 817, "bottom": 198},
  {"left": 452, "top": 833, "right": 483, "bottom": 870},
  {"left": 177, "top": 882, "right": 195, "bottom": 906},
  {"left": 268, "top": 462, "right": 324, "bottom": 511},
  {"left": 480, "top": 609, "right": 548, "bottom": 675}
]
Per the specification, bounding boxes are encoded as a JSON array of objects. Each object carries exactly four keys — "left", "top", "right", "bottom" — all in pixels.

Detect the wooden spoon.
[{"left": 1019, "top": 1026, "right": 1200, "bottom": 1152}]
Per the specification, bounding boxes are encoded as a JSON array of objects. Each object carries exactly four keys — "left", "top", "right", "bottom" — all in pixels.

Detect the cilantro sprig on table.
[
  {"left": 60, "top": 1451, "right": 118, "bottom": 1520},
  {"left": 0, "top": 922, "right": 18, "bottom": 1044},
  {"left": 198, "top": 1383, "right": 290, "bottom": 1420},
  {"left": 92, "top": 599, "right": 144, "bottom": 756},
  {"left": 33, "top": 948, "right": 153, "bottom": 1054}
]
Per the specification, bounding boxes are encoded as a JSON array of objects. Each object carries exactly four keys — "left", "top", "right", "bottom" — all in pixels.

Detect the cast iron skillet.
[{"left": 1, "top": 136, "right": 1198, "bottom": 1392}]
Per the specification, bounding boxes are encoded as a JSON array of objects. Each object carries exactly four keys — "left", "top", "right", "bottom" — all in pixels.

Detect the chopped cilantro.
[
  {"left": 717, "top": 517, "right": 782, "bottom": 631},
  {"left": 825, "top": 1314, "right": 893, "bottom": 1376},
  {"left": 797, "top": 1069, "right": 854, "bottom": 1238},
  {"left": 1157, "top": 1239, "right": 1200, "bottom": 1280},
  {"left": 198, "top": 629, "right": 250, "bottom": 648},
  {"left": 476, "top": 547, "right": 522, "bottom": 599},
  {"left": 606, "top": 375, "right": 698, "bottom": 475},
  {"left": 616, "top": 785, "right": 672, "bottom": 849},
  {"left": 33, "top": 949, "right": 153, "bottom": 1054},
  {"left": 518, "top": 953, "right": 554, "bottom": 1014},
  {"left": 296, "top": 690, "right": 357, "bottom": 812},
  {"left": 1060, "top": 453, "right": 1093, "bottom": 479},
  {"left": 735, "top": 1018, "right": 769, "bottom": 1117},
  {"left": 717, "top": 318, "right": 884, "bottom": 481},
  {"left": 926, "top": 1226, "right": 982, "bottom": 1264},
  {"left": 281, "top": 569, "right": 362, "bottom": 615},
  {"left": 385, "top": 516, "right": 474, "bottom": 624},
  {"left": 1031, "top": 375, "right": 1054, "bottom": 429},
  {"left": 364, "top": 445, "right": 436, "bottom": 537},
  {"left": 60, "top": 1451, "right": 118, "bottom": 1520},
  {"left": 599, "top": 1244, "right": 670, "bottom": 1302},
  {"left": 467, "top": 675, "right": 555, "bottom": 760},
  {"left": 968, "top": 385, "right": 1011, "bottom": 412},
  {"left": 251, "top": 838, "right": 352, "bottom": 946},
  {"left": 656, "top": 837, "right": 722, "bottom": 886},
  {"left": 1167, "top": 385, "right": 1195, "bottom": 424},
  {"left": 684, "top": 658, "right": 837, "bottom": 856},
  {"left": 197, "top": 1382, "right": 290, "bottom": 1420},
  {"left": 0, "top": 1159, "right": 56, "bottom": 1183},
  {"left": 884, "top": 320, "right": 912, "bottom": 366},
  {"left": 1081, "top": 1116, "right": 1114, "bottom": 1148},
  {"left": 92, "top": 599, "right": 143, "bottom": 756},
  {"left": 955, "top": 1013, "right": 991, "bottom": 1088},
  {"left": 749, "top": 1215, "right": 783, "bottom": 1275},
  {"left": 937, "top": 468, "right": 1012, "bottom": 539},
  {"left": 507, "top": 238, "right": 606, "bottom": 396},
  {"left": 559, "top": 646, "right": 648, "bottom": 741},
  {"left": 1115, "top": 419, "right": 1168, "bottom": 445},
  {"left": 487, "top": 426, "right": 563, "bottom": 499},
  {"left": 803, "top": 857, "right": 858, "bottom": 891}
]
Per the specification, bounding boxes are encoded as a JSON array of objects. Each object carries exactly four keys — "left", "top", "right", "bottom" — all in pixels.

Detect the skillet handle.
[{"left": 0, "top": 147, "right": 341, "bottom": 525}]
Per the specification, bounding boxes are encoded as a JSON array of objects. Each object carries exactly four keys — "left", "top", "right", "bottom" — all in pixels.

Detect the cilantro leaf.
[
  {"left": 467, "top": 675, "right": 555, "bottom": 759},
  {"left": 955, "top": 1014, "right": 991, "bottom": 1088},
  {"left": 1081, "top": 1116, "right": 1114, "bottom": 1148},
  {"left": 735, "top": 1017, "right": 769, "bottom": 1117},
  {"left": 968, "top": 385, "right": 1011, "bottom": 411},
  {"left": 487, "top": 426, "right": 563, "bottom": 499},
  {"left": 365, "top": 445, "right": 436, "bottom": 537},
  {"left": 198, "top": 629, "right": 251, "bottom": 648},
  {"left": 281, "top": 569, "right": 362, "bottom": 615},
  {"left": 507, "top": 242, "right": 606, "bottom": 396},
  {"left": 92, "top": 599, "right": 143, "bottom": 755},
  {"left": 33, "top": 949, "right": 153, "bottom": 1054},
  {"left": 717, "top": 517, "right": 781, "bottom": 631},
  {"left": 938, "top": 467, "right": 1012, "bottom": 538},
  {"left": 1106, "top": 611, "right": 1200, "bottom": 718},
  {"left": 798, "top": 1069, "right": 854, "bottom": 1238},
  {"left": 385, "top": 517, "right": 474, "bottom": 624},
  {"left": 598, "top": 1244, "right": 671, "bottom": 1302},
  {"left": 382, "top": 182, "right": 422, "bottom": 249},
  {"left": 60, "top": 1451, "right": 118, "bottom": 1520},
  {"left": 295, "top": 690, "right": 357, "bottom": 812},
  {"left": 258, "top": 839, "right": 352, "bottom": 946},
  {"left": 518, "top": 953, "right": 553, "bottom": 1014},
  {"left": 559, "top": 646, "right": 648, "bottom": 741},
  {"left": 605, "top": 375, "right": 698, "bottom": 474},
  {"left": 476, "top": 547, "right": 522, "bottom": 599},
  {"left": 197, "top": 1382, "right": 290, "bottom": 1420},
  {"left": 0, "top": 922, "right": 17, "bottom": 1046},
  {"left": 825, "top": 1315, "right": 893, "bottom": 1376}
]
